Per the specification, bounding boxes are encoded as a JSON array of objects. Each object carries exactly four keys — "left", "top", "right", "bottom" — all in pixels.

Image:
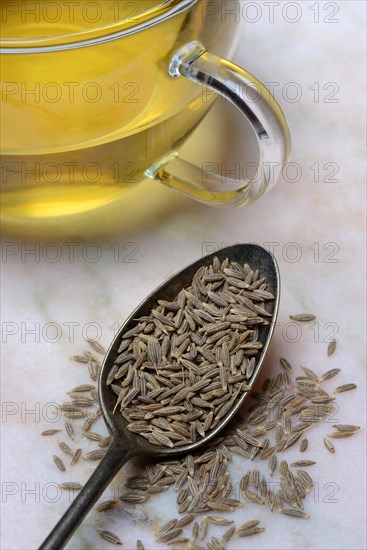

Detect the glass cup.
[{"left": 0, "top": 0, "right": 291, "bottom": 222}]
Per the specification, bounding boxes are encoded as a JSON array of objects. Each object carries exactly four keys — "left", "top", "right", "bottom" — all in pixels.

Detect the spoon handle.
[{"left": 39, "top": 442, "right": 131, "bottom": 550}]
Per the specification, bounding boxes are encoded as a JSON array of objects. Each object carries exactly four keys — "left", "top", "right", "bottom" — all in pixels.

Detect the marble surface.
[{"left": 1, "top": 2, "right": 366, "bottom": 549}]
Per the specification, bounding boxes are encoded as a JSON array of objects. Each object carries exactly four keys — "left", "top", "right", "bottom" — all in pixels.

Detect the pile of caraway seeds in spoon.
[
  {"left": 40, "top": 257, "right": 360, "bottom": 549},
  {"left": 108, "top": 256, "right": 274, "bottom": 448}
]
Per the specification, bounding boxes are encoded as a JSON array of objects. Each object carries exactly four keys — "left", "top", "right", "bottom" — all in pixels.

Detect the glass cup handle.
[{"left": 145, "top": 41, "right": 291, "bottom": 207}]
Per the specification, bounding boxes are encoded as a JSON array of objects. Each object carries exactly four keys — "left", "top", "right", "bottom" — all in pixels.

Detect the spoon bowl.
[{"left": 39, "top": 243, "right": 280, "bottom": 550}]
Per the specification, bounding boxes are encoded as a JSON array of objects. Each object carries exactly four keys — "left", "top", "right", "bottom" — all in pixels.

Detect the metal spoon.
[{"left": 39, "top": 243, "right": 279, "bottom": 550}]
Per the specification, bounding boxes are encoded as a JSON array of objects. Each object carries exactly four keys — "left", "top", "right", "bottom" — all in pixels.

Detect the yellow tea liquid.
[{"left": 0, "top": 1, "right": 214, "bottom": 218}]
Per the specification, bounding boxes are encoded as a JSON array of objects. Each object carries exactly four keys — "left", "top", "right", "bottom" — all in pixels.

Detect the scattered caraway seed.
[
  {"left": 327, "top": 431, "right": 360, "bottom": 439},
  {"left": 157, "top": 528, "right": 183, "bottom": 543},
  {"left": 283, "top": 432, "right": 303, "bottom": 450},
  {"left": 208, "top": 517, "right": 234, "bottom": 526},
  {"left": 98, "top": 436, "right": 111, "bottom": 448},
  {"left": 289, "top": 314, "right": 316, "bottom": 322},
  {"left": 209, "top": 536, "right": 226, "bottom": 550},
  {"left": 290, "top": 460, "right": 316, "bottom": 467},
  {"left": 333, "top": 424, "right": 360, "bottom": 432},
  {"left": 65, "top": 421, "right": 74, "bottom": 441},
  {"left": 158, "top": 519, "right": 178, "bottom": 537},
  {"left": 269, "top": 454, "right": 277, "bottom": 476},
  {"left": 324, "top": 438, "right": 335, "bottom": 454},
  {"left": 335, "top": 384, "right": 357, "bottom": 393},
  {"left": 70, "top": 448, "right": 82, "bottom": 466},
  {"left": 82, "top": 431, "right": 105, "bottom": 442},
  {"left": 97, "top": 530, "right": 122, "bottom": 545},
  {"left": 198, "top": 516, "right": 208, "bottom": 540},
  {"left": 301, "top": 366, "right": 319, "bottom": 381},
  {"left": 41, "top": 294, "right": 362, "bottom": 548},
  {"left": 87, "top": 339, "right": 106, "bottom": 355},
  {"left": 319, "top": 368, "right": 340, "bottom": 381},
  {"left": 297, "top": 469, "right": 314, "bottom": 488},
  {"left": 191, "top": 521, "right": 199, "bottom": 540},
  {"left": 69, "top": 355, "right": 89, "bottom": 363},
  {"left": 136, "top": 540, "right": 145, "bottom": 550},
  {"left": 237, "top": 520, "right": 260, "bottom": 534},
  {"left": 327, "top": 339, "right": 337, "bottom": 356},
  {"left": 68, "top": 384, "right": 95, "bottom": 393},
  {"left": 221, "top": 526, "right": 236, "bottom": 543},
  {"left": 237, "top": 527, "right": 265, "bottom": 537},
  {"left": 300, "top": 439, "right": 308, "bottom": 452},
  {"left": 120, "top": 494, "right": 148, "bottom": 504},
  {"left": 280, "top": 358, "right": 293, "bottom": 373},
  {"left": 96, "top": 500, "right": 117, "bottom": 512},
  {"left": 58, "top": 441, "right": 73, "bottom": 456},
  {"left": 53, "top": 455, "right": 66, "bottom": 472},
  {"left": 281, "top": 508, "right": 310, "bottom": 519},
  {"left": 175, "top": 515, "right": 195, "bottom": 528},
  {"left": 83, "top": 450, "right": 106, "bottom": 461},
  {"left": 41, "top": 429, "right": 62, "bottom": 436}
]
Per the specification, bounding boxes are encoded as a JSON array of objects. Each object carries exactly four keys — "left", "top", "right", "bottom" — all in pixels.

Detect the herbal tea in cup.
[{"left": 0, "top": 0, "right": 290, "bottom": 221}]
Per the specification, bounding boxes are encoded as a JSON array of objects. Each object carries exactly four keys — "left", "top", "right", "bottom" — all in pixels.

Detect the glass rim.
[{"left": 0, "top": 0, "right": 198, "bottom": 53}]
